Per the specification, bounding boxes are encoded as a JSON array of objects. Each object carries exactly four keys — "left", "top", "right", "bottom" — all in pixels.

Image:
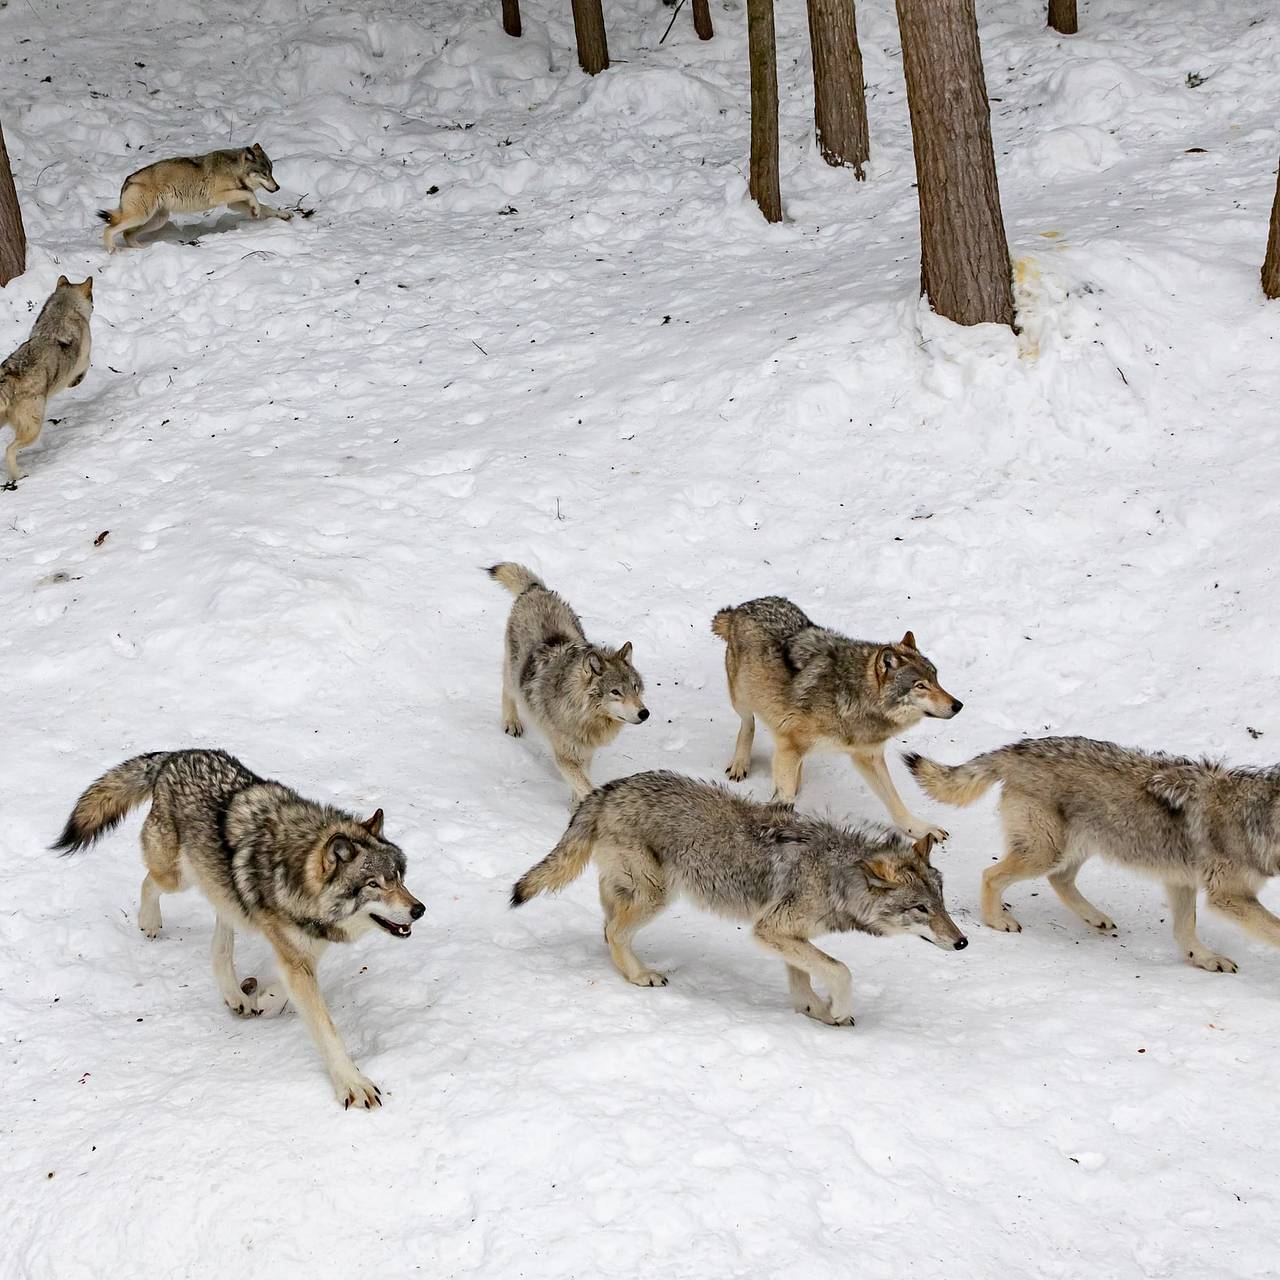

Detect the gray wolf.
[
  {"left": 487, "top": 561, "right": 648, "bottom": 802},
  {"left": 712, "top": 596, "right": 962, "bottom": 839},
  {"left": 907, "top": 735, "right": 1280, "bottom": 973},
  {"left": 99, "top": 144, "right": 291, "bottom": 251},
  {"left": 511, "top": 770, "right": 966, "bottom": 1024},
  {"left": 1, "top": 275, "right": 93, "bottom": 485},
  {"left": 55, "top": 749, "right": 424, "bottom": 1109}
]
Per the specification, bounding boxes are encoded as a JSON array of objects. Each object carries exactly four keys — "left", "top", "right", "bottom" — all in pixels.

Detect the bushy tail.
[
  {"left": 510, "top": 791, "right": 603, "bottom": 906},
  {"left": 711, "top": 606, "right": 737, "bottom": 642},
  {"left": 53, "top": 752, "right": 167, "bottom": 853},
  {"left": 96, "top": 209, "right": 115, "bottom": 223},
  {"left": 903, "top": 751, "right": 1004, "bottom": 807},
  {"left": 486, "top": 562, "right": 544, "bottom": 597}
]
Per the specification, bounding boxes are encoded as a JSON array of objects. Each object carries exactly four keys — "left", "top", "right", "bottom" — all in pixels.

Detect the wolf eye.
[
  {"left": 365, "top": 879, "right": 379, "bottom": 890},
  {"left": 914, "top": 681, "right": 928, "bottom": 691},
  {"left": 611, "top": 688, "right": 622, "bottom": 697},
  {"left": 912, "top": 904, "right": 930, "bottom": 914}
]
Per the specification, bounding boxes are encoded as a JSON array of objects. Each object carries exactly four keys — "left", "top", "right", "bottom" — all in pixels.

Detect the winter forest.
[{"left": 3, "top": 0, "right": 1280, "bottom": 1277}]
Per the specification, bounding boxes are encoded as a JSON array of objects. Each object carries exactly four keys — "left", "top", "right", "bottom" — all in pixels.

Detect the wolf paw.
[
  {"left": 629, "top": 970, "right": 668, "bottom": 988},
  {"left": 986, "top": 910, "right": 1022, "bottom": 933},
  {"left": 903, "top": 818, "right": 948, "bottom": 842},
  {"left": 799, "top": 1000, "right": 854, "bottom": 1027},
  {"left": 139, "top": 908, "right": 163, "bottom": 939},
  {"left": 240, "top": 977, "right": 289, "bottom": 1017},
  {"left": 224, "top": 992, "right": 258, "bottom": 1018},
  {"left": 503, "top": 719, "right": 524, "bottom": 737},
  {"left": 725, "top": 761, "right": 750, "bottom": 782},
  {"left": 1086, "top": 914, "right": 1117, "bottom": 933},
  {"left": 335, "top": 1071, "right": 382, "bottom": 1111},
  {"left": 1190, "top": 950, "right": 1238, "bottom": 973}
]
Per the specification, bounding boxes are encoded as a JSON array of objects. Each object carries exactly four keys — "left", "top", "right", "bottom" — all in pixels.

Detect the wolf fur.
[
  {"left": 99, "top": 144, "right": 290, "bottom": 251},
  {"left": 907, "top": 735, "right": 1280, "bottom": 973},
  {"left": 1, "top": 276, "right": 93, "bottom": 485},
  {"left": 487, "top": 562, "right": 648, "bottom": 802},
  {"left": 712, "top": 596, "right": 962, "bottom": 839},
  {"left": 511, "top": 771, "right": 966, "bottom": 1024},
  {"left": 55, "top": 749, "right": 424, "bottom": 1108}
]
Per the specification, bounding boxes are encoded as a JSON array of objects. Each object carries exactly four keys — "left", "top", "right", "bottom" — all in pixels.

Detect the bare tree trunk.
[
  {"left": 896, "top": 0, "right": 1014, "bottom": 327},
  {"left": 0, "top": 123, "right": 25, "bottom": 288},
  {"left": 1047, "top": 0, "right": 1078, "bottom": 35},
  {"left": 1263, "top": 159, "right": 1280, "bottom": 300},
  {"left": 571, "top": 0, "right": 609, "bottom": 75},
  {"left": 747, "top": 0, "right": 782, "bottom": 223},
  {"left": 692, "top": 0, "right": 714, "bottom": 40},
  {"left": 501, "top": 0, "right": 522, "bottom": 38},
  {"left": 806, "top": 0, "right": 870, "bottom": 177}
]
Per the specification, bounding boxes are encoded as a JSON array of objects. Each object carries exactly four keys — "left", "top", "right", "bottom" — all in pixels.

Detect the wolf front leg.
[
  {"left": 770, "top": 734, "right": 807, "bottom": 804},
  {"left": 211, "top": 917, "right": 258, "bottom": 1016},
  {"left": 1167, "top": 882, "right": 1236, "bottom": 972},
  {"left": 265, "top": 929, "right": 380, "bottom": 1109},
  {"left": 850, "top": 748, "right": 947, "bottom": 841},
  {"left": 553, "top": 745, "right": 596, "bottom": 806},
  {"left": 753, "top": 922, "right": 854, "bottom": 1026}
]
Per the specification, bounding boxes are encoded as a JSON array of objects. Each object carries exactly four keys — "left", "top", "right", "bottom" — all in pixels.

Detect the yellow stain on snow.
[{"left": 1039, "top": 230, "right": 1063, "bottom": 239}]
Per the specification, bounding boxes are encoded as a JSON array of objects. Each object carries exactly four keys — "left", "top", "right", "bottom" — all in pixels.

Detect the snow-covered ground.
[{"left": 4, "top": 0, "right": 1280, "bottom": 1274}]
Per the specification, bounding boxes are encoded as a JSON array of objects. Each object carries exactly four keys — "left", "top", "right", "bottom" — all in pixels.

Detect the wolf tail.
[
  {"left": 486, "top": 562, "right": 544, "bottom": 597},
  {"left": 53, "top": 752, "right": 168, "bottom": 853},
  {"left": 711, "top": 606, "right": 737, "bottom": 642},
  {"left": 510, "top": 791, "right": 603, "bottom": 906},
  {"left": 903, "top": 750, "right": 1005, "bottom": 807},
  {"left": 96, "top": 209, "right": 117, "bottom": 224}
]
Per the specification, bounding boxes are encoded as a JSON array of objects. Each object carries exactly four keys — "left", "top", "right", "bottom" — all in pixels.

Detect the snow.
[{"left": 3, "top": 0, "right": 1280, "bottom": 1275}]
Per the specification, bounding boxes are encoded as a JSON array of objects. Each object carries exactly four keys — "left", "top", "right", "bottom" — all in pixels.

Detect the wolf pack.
[{"left": 11, "top": 146, "right": 1280, "bottom": 1111}]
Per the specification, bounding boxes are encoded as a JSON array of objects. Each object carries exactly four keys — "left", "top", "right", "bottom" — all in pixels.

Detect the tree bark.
[
  {"left": 0, "top": 123, "right": 25, "bottom": 288},
  {"left": 1263, "top": 159, "right": 1280, "bottom": 300},
  {"left": 1047, "top": 0, "right": 1078, "bottom": 36},
  {"left": 692, "top": 0, "right": 714, "bottom": 40},
  {"left": 501, "top": 0, "right": 522, "bottom": 38},
  {"left": 896, "top": 0, "right": 1014, "bottom": 327},
  {"left": 806, "top": 0, "right": 870, "bottom": 177},
  {"left": 571, "top": 0, "right": 609, "bottom": 75},
  {"left": 747, "top": 0, "right": 782, "bottom": 223}
]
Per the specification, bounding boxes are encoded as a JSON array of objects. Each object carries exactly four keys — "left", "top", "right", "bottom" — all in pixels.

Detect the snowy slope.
[{"left": 3, "top": 0, "right": 1280, "bottom": 1276}]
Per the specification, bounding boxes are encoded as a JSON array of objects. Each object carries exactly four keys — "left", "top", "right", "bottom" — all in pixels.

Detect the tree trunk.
[
  {"left": 501, "top": 0, "right": 521, "bottom": 38},
  {"left": 1047, "top": 0, "right": 1078, "bottom": 35},
  {"left": 896, "top": 0, "right": 1014, "bottom": 327},
  {"left": 0, "top": 123, "right": 25, "bottom": 288},
  {"left": 747, "top": 0, "right": 782, "bottom": 223},
  {"left": 806, "top": 0, "right": 870, "bottom": 177},
  {"left": 692, "top": 0, "right": 714, "bottom": 40},
  {"left": 571, "top": 0, "right": 609, "bottom": 75},
  {"left": 1263, "top": 159, "right": 1280, "bottom": 300}
]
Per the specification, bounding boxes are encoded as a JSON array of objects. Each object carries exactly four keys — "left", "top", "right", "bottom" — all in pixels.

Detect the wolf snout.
[
  {"left": 949, "top": 699, "right": 964, "bottom": 715},
  {"left": 637, "top": 708, "right": 650, "bottom": 723},
  {"left": 952, "top": 936, "right": 968, "bottom": 950},
  {"left": 410, "top": 902, "right": 425, "bottom": 920}
]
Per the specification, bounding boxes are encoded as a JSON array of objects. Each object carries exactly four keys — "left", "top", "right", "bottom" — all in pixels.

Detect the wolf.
[
  {"left": 55, "top": 749, "right": 424, "bottom": 1109},
  {"left": 712, "top": 596, "right": 962, "bottom": 839},
  {"left": 98, "top": 144, "right": 291, "bottom": 251},
  {"left": 511, "top": 771, "right": 966, "bottom": 1024},
  {"left": 1, "top": 276, "right": 93, "bottom": 485},
  {"left": 907, "top": 736, "right": 1280, "bottom": 973},
  {"left": 486, "top": 562, "right": 648, "bottom": 802}
]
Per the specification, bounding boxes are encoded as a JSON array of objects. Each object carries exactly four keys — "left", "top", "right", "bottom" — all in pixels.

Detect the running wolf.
[
  {"left": 908, "top": 736, "right": 1280, "bottom": 973},
  {"left": 486, "top": 562, "right": 648, "bottom": 802},
  {"left": 99, "top": 144, "right": 291, "bottom": 251},
  {"left": 712, "top": 596, "right": 962, "bottom": 839},
  {"left": 511, "top": 771, "right": 966, "bottom": 1024},
  {"left": 1, "top": 276, "right": 93, "bottom": 485},
  {"left": 55, "top": 749, "right": 424, "bottom": 1109}
]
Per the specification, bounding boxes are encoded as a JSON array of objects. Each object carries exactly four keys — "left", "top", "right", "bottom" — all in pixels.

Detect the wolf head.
[
  {"left": 240, "top": 142, "right": 280, "bottom": 193},
  {"left": 316, "top": 809, "right": 424, "bottom": 940},
  {"left": 585, "top": 641, "right": 649, "bottom": 725},
  {"left": 873, "top": 632, "right": 962, "bottom": 726},
  {"left": 861, "top": 834, "right": 967, "bottom": 950},
  {"left": 55, "top": 275, "right": 94, "bottom": 313}
]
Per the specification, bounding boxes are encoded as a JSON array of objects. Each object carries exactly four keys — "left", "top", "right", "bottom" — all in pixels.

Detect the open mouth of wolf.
[{"left": 370, "top": 913, "right": 412, "bottom": 938}]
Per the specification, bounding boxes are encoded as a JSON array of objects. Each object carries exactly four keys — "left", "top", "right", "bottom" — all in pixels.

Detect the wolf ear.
[
  {"left": 585, "top": 652, "right": 604, "bottom": 676},
  {"left": 324, "top": 834, "right": 358, "bottom": 876},
  {"left": 362, "top": 808, "right": 384, "bottom": 838},
  {"left": 901, "top": 631, "right": 918, "bottom": 651},
  {"left": 863, "top": 856, "right": 902, "bottom": 890},
  {"left": 877, "top": 647, "right": 900, "bottom": 676},
  {"left": 57, "top": 275, "right": 69, "bottom": 287},
  {"left": 911, "top": 832, "right": 936, "bottom": 860},
  {"left": 618, "top": 641, "right": 633, "bottom": 663}
]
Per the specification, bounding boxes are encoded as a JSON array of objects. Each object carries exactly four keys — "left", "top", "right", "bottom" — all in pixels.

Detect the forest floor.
[{"left": 3, "top": 1, "right": 1280, "bottom": 1276}]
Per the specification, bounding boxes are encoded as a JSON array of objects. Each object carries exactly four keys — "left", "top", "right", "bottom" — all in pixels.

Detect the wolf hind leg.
[
  {"left": 4, "top": 400, "right": 45, "bottom": 485},
  {"left": 122, "top": 206, "right": 169, "bottom": 247},
  {"left": 724, "top": 656, "right": 755, "bottom": 781},
  {"left": 982, "top": 793, "right": 1066, "bottom": 932},
  {"left": 212, "top": 917, "right": 258, "bottom": 1016},
  {"left": 599, "top": 865, "right": 669, "bottom": 986},
  {"left": 138, "top": 810, "right": 181, "bottom": 938},
  {"left": 501, "top": 664, "right": 523, "bottom": 737}
]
